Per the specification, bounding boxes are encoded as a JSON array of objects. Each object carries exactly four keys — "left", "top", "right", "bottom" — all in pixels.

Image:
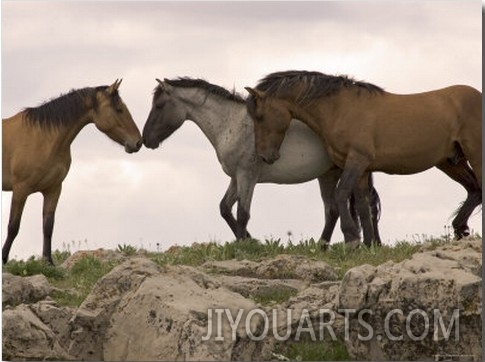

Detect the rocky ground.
[{"left": 2, "top": 239, "right": 482, "bottom": 361}]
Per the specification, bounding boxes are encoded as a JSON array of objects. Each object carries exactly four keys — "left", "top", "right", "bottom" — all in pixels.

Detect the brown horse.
[
  {"left": 2, "top": 80, "right": 142, "bottom": 264},
  {"left": 246, "top": 70, "right": 481, "bottom": 245}
]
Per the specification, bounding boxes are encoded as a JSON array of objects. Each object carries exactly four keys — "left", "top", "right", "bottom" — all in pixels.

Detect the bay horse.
[
  {"left": 142, "top": 77, "right": 381, "bottom": 245},
  {"left": 246, "top": 70, "right": 481, "bottom": 245},
  {"left": 2, "top": 80, "right": 142, "bottom": 264}
]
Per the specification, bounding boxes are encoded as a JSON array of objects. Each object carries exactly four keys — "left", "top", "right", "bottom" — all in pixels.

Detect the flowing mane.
[
  {"left": 254, "top": 70, "right": 384, "bottom": 101},
  {"left": 158, "top": 77, "right": 246, "bottom": 104},
  {"left": 23, "top": 86, "right": 109, "bottom": 129}
]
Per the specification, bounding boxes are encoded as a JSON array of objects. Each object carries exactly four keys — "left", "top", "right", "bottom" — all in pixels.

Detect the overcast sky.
[{"left": 2, "top": 1, "right": 482, "bottom": 260}]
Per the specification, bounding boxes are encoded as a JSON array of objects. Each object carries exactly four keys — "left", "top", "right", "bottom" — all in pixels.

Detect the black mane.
[
  {"left": 157, "top": 77, "right": 246, "bottom": 104},
  {"left": 23, "top": 86, "right": 110, "bottom": 129},
  {"left": 255, "top": 70, "right": 383, "bottom": 100}
]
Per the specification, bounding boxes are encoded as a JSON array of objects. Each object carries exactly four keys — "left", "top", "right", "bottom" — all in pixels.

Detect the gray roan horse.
[
  {"left": 2, "top": 80, "right": 142, "bottom": 264},
  {"left": 142, "top": 77, "right": 381, "bottom": 245}
]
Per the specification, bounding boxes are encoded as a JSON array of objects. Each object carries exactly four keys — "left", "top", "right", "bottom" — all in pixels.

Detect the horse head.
[
  {"left": 93, "top": 79, "right": 142, "bottom": 153},
  {"left": 142, "top": 78, "right": 187, "bottom": 149},
  {"left": 245, "top": 87, "right": 292, "bottom": 164}
]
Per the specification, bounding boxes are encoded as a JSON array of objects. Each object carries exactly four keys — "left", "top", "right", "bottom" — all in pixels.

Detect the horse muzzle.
[
  {"left": 142, "top": 137, "right": 160, "bottom": 150},
  {"left": 125, "top": 139, "right": 143, "bottom": 153},
  {"left": 259, "top": 150, "right": 280, "bottom": 165}
]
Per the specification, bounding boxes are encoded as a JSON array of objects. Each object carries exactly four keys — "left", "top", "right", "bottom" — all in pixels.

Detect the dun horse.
[
  {"left": 2, "top": 80, "right": 142, "bottom": 264},
  {"left": 142, "top": 77, "right": 381, "bottom": 245},
  {"left": 246, "top": 70, "right": 481, "bottom": 245}
]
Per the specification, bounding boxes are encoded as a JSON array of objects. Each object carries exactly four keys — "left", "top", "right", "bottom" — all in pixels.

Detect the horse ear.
[
  {"left": 156, "top": 78, "right": 172, "bottom": 93},
  {"left": 155, "top": 78, "right": 165, "bottom": 90},
  {"left": 107, "top": 79, "right": 122, "bottom": 95},
  {"left": 245, "top": 87, "right": 265, "bottom": 100}
]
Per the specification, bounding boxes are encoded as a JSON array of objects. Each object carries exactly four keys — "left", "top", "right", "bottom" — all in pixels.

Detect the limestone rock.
[
  {"left": 68, "top": 257, "right": 272, "bottom": 361},
  {"left": 2, "top": 273, "right": 54, "bottom": 307},
  {"left": 67, "top": 257, "right": 162, "bottom": 360},
  {"left": 104, "top": 266, "right": 270, "bottom": 361},
  {"left": 342, "top": 239, "right": 482, "bottom": 361},
  {"left": 203, "top": 254, "right": 338, "bottom": 282},
  {"left": 2, "top": 303, "right": 74, "bottom": 361}
]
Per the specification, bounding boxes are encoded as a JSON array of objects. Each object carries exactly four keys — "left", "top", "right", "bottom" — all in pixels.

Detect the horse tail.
[{"left": 451, "top": 199, "right": 482, "bottom": 220}]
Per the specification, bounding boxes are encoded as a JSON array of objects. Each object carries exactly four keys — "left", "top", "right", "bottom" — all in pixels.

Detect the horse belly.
[
  {"left": 8, "top": 150, "right": 70, "bottom": 193},
  {"left": 259, "top": 120, "right": 332, "bottom": 183},
  {"left": 372, "top": 138, "right": 454, "bottom": 175}
]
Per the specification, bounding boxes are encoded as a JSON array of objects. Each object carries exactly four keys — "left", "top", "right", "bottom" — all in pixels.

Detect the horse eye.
[{"left": 116, "top": 108, "right": 123, "bottom": 114}]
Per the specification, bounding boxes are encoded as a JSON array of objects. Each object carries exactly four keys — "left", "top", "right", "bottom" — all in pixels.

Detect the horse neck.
[
  {"left": 285, "top": 94, "right": 336, "bottom": 136},
  {"left": 175, "top": 88, "right": 249, "bottom": 147},
  {"left": 38, "top": 111, "right": 92, "bottom": 154}
]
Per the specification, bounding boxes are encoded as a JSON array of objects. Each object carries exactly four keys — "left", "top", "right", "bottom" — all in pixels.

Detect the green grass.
[
  {"left": 251, "top": 286, "right": 299, "bottom": 306},
  {"left": 148, "top": 238, "right": 284, "bottom": 266},
  {"left": 50, "top": 255, "right": 120, "bottom": 306},
  {"left": 3, "top": 256, "right": 66, "bottom": 280},
  {"left": 117, "top": 243, "right": 138, "bottom": 256},
  {"left": 148, "top": 236, "right": 449, "bottom": 279}
]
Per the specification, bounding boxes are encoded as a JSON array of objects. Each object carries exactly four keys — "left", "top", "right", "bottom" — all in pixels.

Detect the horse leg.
[
  {"left": 3, "top": 188, "right": 29, "bottom": 264},
  {"left": 41, "top": 185, "right": 62, "bottom": 265},
  {"left": 317, "top": 167, "right": 341, "bottom": 248},
  {"left": 220, "top": 178, "right": 240, "bottom": 238},
  {"left": 436, "top": 159, "right": 481, "bottom": 239},
  {"left": 235, "top": 174, "right": 256, "bottom": 240},
  {"left": 353, "top": 171, "right": 375, "bottom": 247},
  {"left": 336, "top": 154, "right": 370, "bottom": 245},
  {"left": 368, "top": 174, "right": 382, "bottom": 246}
]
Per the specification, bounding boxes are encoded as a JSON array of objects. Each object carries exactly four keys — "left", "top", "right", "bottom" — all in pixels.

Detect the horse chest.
[
  {"left": 216, "top": 131, "right": 256, "bottom": 177},
  {"left": 217, "top": 149, "right": 252, "bottom": 178}
]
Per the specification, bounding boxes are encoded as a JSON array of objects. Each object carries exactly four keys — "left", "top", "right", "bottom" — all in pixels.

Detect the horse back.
[{"left": 377, "top": 85, "right": 481, "bottom": 126}]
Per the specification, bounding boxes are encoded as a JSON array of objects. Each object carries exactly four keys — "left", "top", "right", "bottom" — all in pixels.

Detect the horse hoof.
[
  {"left": 454, "top": 227, "right": 470, "bottom": 240},
  {"left": 346, "top": 240, "right": 361, "bottom": 250},
  {"left": 320, "top": 240, "right": 330, "bottom": 251},
  {"left": 364, "top": 240, "right": 382, "bottom": 247},
  {"left": 43, "top": 256, "right": 55, "bottom": 266}
]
